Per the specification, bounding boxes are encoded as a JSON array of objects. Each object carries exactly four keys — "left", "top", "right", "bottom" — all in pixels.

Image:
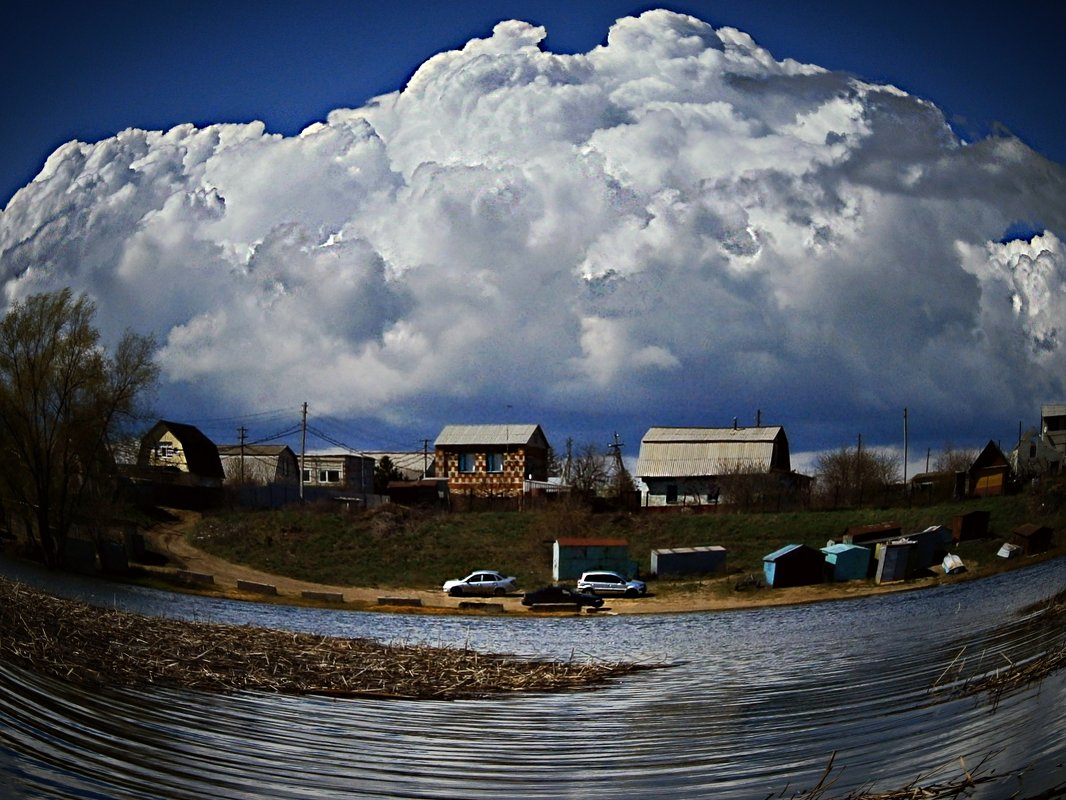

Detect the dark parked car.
[{"left": 521, "top": 585, "right": 604, "bottom": 608}]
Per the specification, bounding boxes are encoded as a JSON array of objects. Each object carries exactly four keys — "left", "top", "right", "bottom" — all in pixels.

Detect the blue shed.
[
  {"left": 763, "top": 544, "right": 824, "bottom": 588},
  {"left": 821, "top": 543, "right": 870, "bottom": 582}
]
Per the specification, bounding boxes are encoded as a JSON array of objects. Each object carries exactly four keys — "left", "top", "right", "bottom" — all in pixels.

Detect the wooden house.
[
  {"left": 968, "top": 440, "right": 1009, "bottom": 497},
  {"left": 137, "top": 420, "right": 224, "bottom": 486},
  {"left": 434, "top": 424, "right": 549, "bottom": 498},
  {"left": 133, "top": 420, "right": 225, "bottom": 508}
]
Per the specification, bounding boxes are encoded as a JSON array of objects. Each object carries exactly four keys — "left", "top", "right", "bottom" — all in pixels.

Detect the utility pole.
[
  {"left": 903, "top": 407, "right": 908, "bottom": 487},
  {"left": 238, "top": 426, "right": 247, "bottom": 485},
  {"left": 299, "top": 402, "right": 308, "bottom": 502},
  {"left": 608, "top": 431, "right": 628, "bottom": 497},
  {"left": 421, "top": 439, "right": 430, "bottom": 478}
]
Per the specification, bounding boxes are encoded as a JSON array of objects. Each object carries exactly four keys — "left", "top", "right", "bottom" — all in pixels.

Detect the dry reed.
[{"left": 0, "top": 577, "right": 654, "bottom": 699}]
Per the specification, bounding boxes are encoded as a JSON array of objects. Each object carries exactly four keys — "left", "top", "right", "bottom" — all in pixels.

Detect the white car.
[
  {"left": 577, "top": 571, "right": 647, "bottom": 598},
  {"left": 442, "top": 570, "right": 518, "bottom": 597}
]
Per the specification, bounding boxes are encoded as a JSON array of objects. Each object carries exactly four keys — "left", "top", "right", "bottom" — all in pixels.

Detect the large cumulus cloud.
[{"left": 1, "top": 9, "right": 1064, "bottom": 447}]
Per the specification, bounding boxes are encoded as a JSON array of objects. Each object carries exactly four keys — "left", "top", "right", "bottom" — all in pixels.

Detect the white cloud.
[{"left": 1, "top": 9, "right": 1064, "bottom": 450}]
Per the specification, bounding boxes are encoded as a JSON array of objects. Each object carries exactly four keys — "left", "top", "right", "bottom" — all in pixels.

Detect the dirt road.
[{"left": 142, "top": 509, "right": 952, "bottom": 616}]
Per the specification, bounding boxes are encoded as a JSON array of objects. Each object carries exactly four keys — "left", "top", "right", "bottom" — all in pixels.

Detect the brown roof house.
[
  {"left": 968, "top": 440, "right": 1010, "bottom": 497},
  {"left": 636, "top": 425, "right": 799, "bottom": 508},
  {"left": 434, "top": 424, "right": 549, "bottom": 498}
]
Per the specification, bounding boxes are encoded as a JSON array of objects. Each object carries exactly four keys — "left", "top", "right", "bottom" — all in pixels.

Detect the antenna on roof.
[{"left": 733, "top": 417, "right": 738, "bottom": 430}]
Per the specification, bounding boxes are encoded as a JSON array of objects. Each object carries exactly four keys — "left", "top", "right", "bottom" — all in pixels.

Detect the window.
[
  {"left": 486, "top": 451, "right": 504, "bottom": 473},
  {"left": 302, "top": 469, "right": 312, "bottom": 483},
  {"left": 319, "top": 469, "right": 341, "bottom": 483},
  {"left": 459, "top": 453, "right": 475, "bottom": 473},
  {"left": 157, "top": 443, "right": 174, "bottom": 459}
]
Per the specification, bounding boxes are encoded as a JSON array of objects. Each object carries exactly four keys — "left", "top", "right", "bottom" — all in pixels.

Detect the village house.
[
  {"left": 434, "top": 424, "right": 549, "bottom": 497},
  {"left": 636, "top": 424, "right": 801, "bottom": 508},
  {"left": 298, "top": 453, "right": 375, "bottom": 495},
  {"left": 967, "top": 440, "right": 1010, "bottom": 497},
  {"left": 217, "top": 444, "right": 299, "bottom": 486},
  {"left": 137, "top": 420, "right": 224, "bottom": 487},
  {"left": 131, "top": 420, "right": 225, "bottom": 508}
]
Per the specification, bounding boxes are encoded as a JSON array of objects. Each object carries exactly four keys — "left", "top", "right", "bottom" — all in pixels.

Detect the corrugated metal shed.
[
  {"left": 763, "top": 544, "right": 824, "bottom": 588},
  {"left": 821, "top": 543, "right": 870, "bottom": 582},
  {"left": 637, "top": 426, "right": 788, "bottom": 478},
  {"left": 553, "top": 538, "right": 632, "bottom": 581},
  {"left": 435, "top": 424, "right": 545, "bottom": 448},
  {"left": 651, "top": 546, "right": 727, "bottom": 577}
]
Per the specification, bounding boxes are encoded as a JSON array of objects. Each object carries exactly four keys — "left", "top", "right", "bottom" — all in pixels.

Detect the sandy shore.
[{"left": 141, "top": 510, "right": 1052, "bottom": 617}]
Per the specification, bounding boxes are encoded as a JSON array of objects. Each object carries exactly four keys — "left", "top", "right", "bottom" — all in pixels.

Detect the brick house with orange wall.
[{"left": 434, "top": 424, "right": 550, "bottom": 497}]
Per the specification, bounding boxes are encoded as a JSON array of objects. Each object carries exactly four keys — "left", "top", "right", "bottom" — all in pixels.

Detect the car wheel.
[
  {"left": 624, "top": 588, "right": 638, "bottom": 598},
  {"left": 494, "top": 587, "right": 505, "bottom": 597},
  {"left": 449, "top": 587, "right": 463, "bottom": 597}
]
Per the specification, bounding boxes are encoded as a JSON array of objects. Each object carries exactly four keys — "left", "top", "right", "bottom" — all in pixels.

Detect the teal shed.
[
  {"left": 553, "top": 538, "right": 633, "bottom": 581},
  {"left": 821, "top": 543, "right": 870, "bottom": 582}
]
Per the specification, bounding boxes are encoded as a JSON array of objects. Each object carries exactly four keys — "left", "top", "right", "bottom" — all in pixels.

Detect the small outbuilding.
[
  {"left": 763, "top": 544, "right": 824, "bottom": 588},
  {"left": 821, "top": 543, "right": 871, "bottom": 582},
  {"left": 952, "top": 510, "right": 990, "bottom": 542},
  {"left": 843, "top": 521, "right": 902, "bottom": 545},
  {"left": 875, "top": 539, "right": 915, "bottom": 584},
  {"left": 906, "top": 525, "right": 954, "bottom": 574},
  {"left": 553, "top": 538, "right": 633, "bottom": 581},
  {"left": 650, "top": 546, "right": 727, "bottom": 578},
  {"left": 1010, "top": 523, "right": 1054, "bottom": 556}
]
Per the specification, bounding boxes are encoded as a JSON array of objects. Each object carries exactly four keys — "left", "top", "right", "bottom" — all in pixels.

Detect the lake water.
[{"left": 1, "top": 556, "right": 1064, "bottom": 799}]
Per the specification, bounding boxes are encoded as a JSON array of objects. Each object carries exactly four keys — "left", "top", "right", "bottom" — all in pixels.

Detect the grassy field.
[{"left": 189, "top": 489, "right": 1064, "bottom": 593}]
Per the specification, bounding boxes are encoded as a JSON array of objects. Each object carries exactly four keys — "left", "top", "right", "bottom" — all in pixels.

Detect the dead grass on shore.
[{"left": 0, "top": 577, "right": 655, "bottom": 700}]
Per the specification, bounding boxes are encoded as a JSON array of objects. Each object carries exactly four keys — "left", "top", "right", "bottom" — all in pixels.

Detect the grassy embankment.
[{"left": 190, "top": 491, "right": 1064, "bottom": 596}]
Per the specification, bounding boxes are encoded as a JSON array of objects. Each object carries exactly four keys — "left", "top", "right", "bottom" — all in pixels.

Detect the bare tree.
[
  {"left": 569, "top": 442, "right": 610, "bottom": 495},
  {"left": 933, "top": 443, "right": 978, "bottom": 474},
  {"left": 0, "top": 290, "right": 158, "bottom": 567},
  {"left": 814, "top": 443, "right": 901, "bottom": 508}
]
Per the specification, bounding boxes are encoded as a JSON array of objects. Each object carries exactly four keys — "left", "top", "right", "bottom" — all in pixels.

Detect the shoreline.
[{"left": 132, "top": 519, "right": 1066, "bottom": 617}]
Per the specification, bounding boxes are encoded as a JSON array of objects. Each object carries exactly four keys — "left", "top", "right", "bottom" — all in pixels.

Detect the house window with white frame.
[
  {"left": 485, "top": 451, "right": 504, "bottom": 473},
  {"left": 458, "top": 452, "right": 475, "bottom": 473}
]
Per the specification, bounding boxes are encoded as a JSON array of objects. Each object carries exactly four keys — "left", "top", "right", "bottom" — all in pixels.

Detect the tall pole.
[
  {"left": 902, "top": 407, "right": 908, "bottom": 487},
  {"left": 299, "top": 402, "right": 308, "bottom": 502},
  {"left": 238, "top": 425, "right": 247, "bottom": 486}
]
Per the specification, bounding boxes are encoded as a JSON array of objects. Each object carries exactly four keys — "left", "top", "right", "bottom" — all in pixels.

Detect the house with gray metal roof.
[
  {"left": 434, "top": 424, "right": 549, "bottom": 498},
  {"left": 636, "top": 425, "right": 795, "bottom": 508}
]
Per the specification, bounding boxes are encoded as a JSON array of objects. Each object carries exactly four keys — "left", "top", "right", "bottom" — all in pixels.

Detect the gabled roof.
[
  {"left": 140, "top": 420, "right": 224, "bottom": 479},
  {"left": 435, "top": 424, "right": 548, "bottom": 448},
  {"left": 637, "top": 426, "right": 788, "bottom": 478}
]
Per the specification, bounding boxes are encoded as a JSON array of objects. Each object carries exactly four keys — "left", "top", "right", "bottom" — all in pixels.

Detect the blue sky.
[
  {"left": 1, "top": 1, "right": 1064, "bottom": 472},
  {"left": 4, "top": 0, "right": 1064, "bottom": 207}
]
